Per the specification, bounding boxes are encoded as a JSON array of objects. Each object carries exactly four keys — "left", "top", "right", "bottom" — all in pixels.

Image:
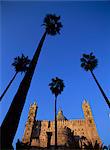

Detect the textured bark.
[
  {"left": 0, "top": 72, "right": 18, "bottom": 101},
  {"left": 1, "top": 31, "right": 47, "bottom": 149},
  {"left": 90, "top": 70, "right": 110, "bottom": 109}
]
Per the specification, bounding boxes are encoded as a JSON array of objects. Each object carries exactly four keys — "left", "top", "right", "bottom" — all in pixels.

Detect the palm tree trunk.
[
  {"left": 55, "top": 95, "right": 57, "bottom": 149},
  {"left": 1, "top": 31, "right": 47, "bottom": 149},
  {"left": 90, "top": 70, "right": 110, "bottom": 109},
  {"left": 0, "top": 72, "right": 18, "bottom": 101}
]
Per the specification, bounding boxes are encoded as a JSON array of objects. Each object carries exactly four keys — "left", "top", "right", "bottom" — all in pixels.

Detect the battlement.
[{"left": 38, "top": 119, "right": 85, "bottom": 128}]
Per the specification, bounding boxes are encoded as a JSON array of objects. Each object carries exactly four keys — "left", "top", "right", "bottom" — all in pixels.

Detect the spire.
[
  {"left": 57, "top": 109, "right": 67, "bottom": 121},
  {"left": 30, "top": 101, "right": 38, "bottom": 108},
  {"left": 83, "top": 99, "right": 88, "bottom": 104},
  {"left": 33, "top": 101, "right": 38, "bottom": 107}
]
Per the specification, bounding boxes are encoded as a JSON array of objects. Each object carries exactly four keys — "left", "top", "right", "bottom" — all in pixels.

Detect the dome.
[{"left": 57, "top": 109, "right": 67, "bottom": 121}]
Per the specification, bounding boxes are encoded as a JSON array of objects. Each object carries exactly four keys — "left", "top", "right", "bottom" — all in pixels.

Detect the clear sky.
[{"left": 1, "top": 1, "right": 110, "bottom": 148}]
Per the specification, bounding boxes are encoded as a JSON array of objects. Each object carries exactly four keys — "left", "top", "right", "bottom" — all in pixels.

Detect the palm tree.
[
  {"left": 0, "top": 54, "right": 30, "bottom": 102},
  {"left": 49, "top": 77, "right": 65, "bottom": 149},
  {"left": 80, "top": 52, "right": 110, "bottom": 109},
  {"left": 1, "top": 14, "right": 62, "bottom": 149}
]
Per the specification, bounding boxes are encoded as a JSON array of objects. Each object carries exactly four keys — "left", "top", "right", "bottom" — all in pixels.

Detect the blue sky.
[{"left": 1, "top": 1, "right": 110, "bottom": 148}]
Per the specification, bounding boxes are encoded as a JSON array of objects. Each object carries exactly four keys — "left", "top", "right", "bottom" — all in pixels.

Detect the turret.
[
  {"left": 82, "top": 100, "right": 102, "bottom": 144},
  {"left": 82, "top": 100, "right": 95, "bottom": 125},
  {"left": 22, "top": 102, "right": 38, "bottom": 144}
]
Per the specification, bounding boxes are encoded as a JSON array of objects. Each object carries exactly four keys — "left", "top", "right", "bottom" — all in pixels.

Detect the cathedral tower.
[
  {"left": 82, "top": 100, "right": 95, "bottom": 125},
  {"left": 22, "top": 102, "right": 38, "bottom": 145},
  {"left": 82, "top": 100, "right": 101, "bottom": 144}
]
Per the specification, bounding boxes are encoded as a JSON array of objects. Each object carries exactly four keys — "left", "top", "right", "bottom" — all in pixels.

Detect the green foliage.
[
  {"left": 12, "top": 54, "right": 30, "bottom": 73},
  {"left": 49, "top": 77, "right": 65, "bottom": 97},
  {"left": 80, "top": 52, "right": 98, "bottom": 71},
  {"left": 43, "top": 14, "right": 63, "bottom": 35}
]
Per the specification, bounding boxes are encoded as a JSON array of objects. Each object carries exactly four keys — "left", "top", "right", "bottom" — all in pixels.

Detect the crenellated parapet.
[{"left": 49, "top": 119, "right": 85, "bottom": 128}]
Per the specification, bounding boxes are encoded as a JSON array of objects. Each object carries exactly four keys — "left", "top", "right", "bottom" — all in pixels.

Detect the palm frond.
[
  {"left": 43, "top": 14, "right": 63, "bottom": 35},
  {"left": 49, "top": 77, "right": 65, "bottom": 97},
  {"left": 81, "top": 62, "right": 85, "bottom": 68},
  {"left": 12, "top": 54, "right": 31, "bottom": 73},
  {"left": 80, "top": 52, "right": 98, "bottom": 72}
]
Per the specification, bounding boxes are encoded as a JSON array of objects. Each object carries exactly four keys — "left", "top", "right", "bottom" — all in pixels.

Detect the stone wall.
[{"left": 31, "top": 118, "right": 98, "bottom": 148}]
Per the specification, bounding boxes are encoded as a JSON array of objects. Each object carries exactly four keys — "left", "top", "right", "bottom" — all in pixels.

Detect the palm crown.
[
  {"left": 80, "top": 52, "right": 98, "bottom": 71},
  {"left": 43, "top": 14, "right": 63, "bottom": 35},
  {"left": 12, "top": 54, "right": 30, "bottom": 73},
  {"left": 49, "top": 77, "right": 65, "bottom": 97}
]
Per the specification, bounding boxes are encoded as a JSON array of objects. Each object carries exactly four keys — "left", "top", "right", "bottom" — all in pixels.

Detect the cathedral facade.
[{"left": 19, "top": 100, "right": 101, "bottom": 149}]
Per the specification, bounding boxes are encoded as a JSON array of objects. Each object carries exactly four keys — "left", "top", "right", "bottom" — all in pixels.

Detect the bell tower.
[
  {"left": 82, "top": 100, "right": 101, "bottom": 144},
  {"left": 22, "top": 102, "right": 38, "bottom": 145},
  {"left": 82, "top": 100, "right": 95, "bottom": 125}
]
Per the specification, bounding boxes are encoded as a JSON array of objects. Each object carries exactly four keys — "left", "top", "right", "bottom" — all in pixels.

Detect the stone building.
[{"left": 18, "top": 100, "right": 101, "bottom": 149}]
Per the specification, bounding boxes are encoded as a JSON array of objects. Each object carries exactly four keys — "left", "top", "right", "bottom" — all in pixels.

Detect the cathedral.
[{"left": 16, "top": 100, "right": 102, "bottom": 149}]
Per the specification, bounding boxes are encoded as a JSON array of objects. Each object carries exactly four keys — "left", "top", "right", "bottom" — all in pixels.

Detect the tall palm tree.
[
  {"left": 0, "top": 54, "right": 30, "bottom": 101},
  {"left": 80, "top": 52, "right": 110, "bottom": 109},
  {"left": 1, "top": 14, "right": 62, "bottom": 149},
  {"left": 49, "top": 77, "right": 65, "bottom": 149}
]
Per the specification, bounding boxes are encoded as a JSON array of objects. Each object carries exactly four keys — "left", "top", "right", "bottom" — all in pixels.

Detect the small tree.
[{"left": 49, "top": 77, "right": 65, "bottom": 149}]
